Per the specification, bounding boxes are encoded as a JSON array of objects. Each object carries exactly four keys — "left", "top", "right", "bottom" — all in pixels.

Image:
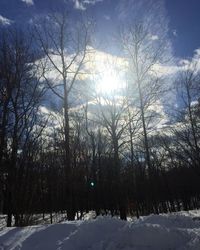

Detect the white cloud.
[
  {"left": 21, "top": 0, "right": 34, "bottom": 5},
  {"left": 177, "top": 49, "right": 200, "bottom": 73},
  {"left": 104, "top": 15, "right": 111, "bottom": 21},
  {"left": 0, "top": 15, "right": 13, "bottom": 25},
  {"left": 149, "top": 35, "right": 159, "bottom": 41},
  {"left": 39, "top": 106, "right": 50, "bottom": 114},
  {"left": 172, "top": 30, "right": 178, "bottom": 37},
  {"left": 152, "top": 48, "right": 200, "bottom": 78},
  {"left": 194, "top": 48, "right": 200, "bottom": 56},
  {"left": 151, "top": 63, "right": 180, "bottom": 77},
  {"left": 148, "top": 100, "right": 170, "bottom": 130},
  {"left": 191, "top": 100, "right": 199, "bottom": 107},
  {"left": 179, "top": 59, "right": 190, "bottom": 66},
  {"left": 73, "top": 0, "right": 86, "bottom": 10},
  {"left": 72, "top": 0, "right": 103, "bottom": 10},
  {"left": 83, "top": 0, "right": 103, "bottom": 5}
]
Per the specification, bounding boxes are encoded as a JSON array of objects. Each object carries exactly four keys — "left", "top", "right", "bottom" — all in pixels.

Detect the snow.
[{"left": 1, "top": 211, "right": 200, "bottom": 249}]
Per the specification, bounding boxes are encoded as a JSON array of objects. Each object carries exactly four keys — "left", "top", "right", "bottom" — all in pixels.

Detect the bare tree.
[
  {"left": 35, "top": 10, "right": 92, "bottom": 220},
  {"left": 0, "top": 28, "right": 46, "bottom": 226},
  {"left": 120, "top": 21, "right": 167, "bottom": 175},
  {"left": 171, "top": 66, "right": 200, "bottom": 175},
  {"left": 91, "top": 91, "right": 129, "bottom": 219}
]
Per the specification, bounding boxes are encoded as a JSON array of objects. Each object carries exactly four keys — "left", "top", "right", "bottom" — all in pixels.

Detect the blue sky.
[
  {"left": 166, "top": 0, "right": 200, "bottom": 57},
  {"left": 0, "top": 0, "right": 199, "bottom": 59}
]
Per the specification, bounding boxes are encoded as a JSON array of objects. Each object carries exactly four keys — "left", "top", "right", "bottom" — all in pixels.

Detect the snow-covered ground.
[{"left": 1, "top": 211, "right": 200, "bottom": 250}]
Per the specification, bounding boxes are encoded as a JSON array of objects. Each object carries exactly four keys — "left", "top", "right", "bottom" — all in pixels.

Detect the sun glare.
[
  {"left": 96, "top": 69, "right": 123, "bottom": 94},
  {"left": 91, "top": 51, "right": 127, "bottom": 95}
]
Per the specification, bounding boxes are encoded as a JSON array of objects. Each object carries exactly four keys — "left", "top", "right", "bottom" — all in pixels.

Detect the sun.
[
  {"left": 90, "top": 50, "right": 127, "bottom": 95},
  {"left": 96, "top": 69, "right": 123, "bottom": 95}
]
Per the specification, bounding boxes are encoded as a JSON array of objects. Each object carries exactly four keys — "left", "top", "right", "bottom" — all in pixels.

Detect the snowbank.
[{"left": 1, "top": 212, "right": 200, "bottom": 249}]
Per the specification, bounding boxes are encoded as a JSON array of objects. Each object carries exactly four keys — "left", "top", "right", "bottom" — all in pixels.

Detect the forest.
[{"left": 0, "top": 10, "right": 200, "bottom": 227}]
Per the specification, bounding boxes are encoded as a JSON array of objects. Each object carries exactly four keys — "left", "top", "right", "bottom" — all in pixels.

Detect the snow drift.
[{"left": 1, "top": 212, "right": 200, "bottom": 249}]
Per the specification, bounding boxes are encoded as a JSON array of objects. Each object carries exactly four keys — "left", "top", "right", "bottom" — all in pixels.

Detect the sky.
[
  {"left": 166, "top": 0, "right": 200, "bottom": 58},
  {"left": 0, "top": 0, "right": 199, "bottom": 59}
]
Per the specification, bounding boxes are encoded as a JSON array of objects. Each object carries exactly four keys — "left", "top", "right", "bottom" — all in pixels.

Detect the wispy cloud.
[
  {"left": 153, "top": 48, "right": 200, "bottom": 78},
  {"left": 73, "top": 0, "right": 86, "bottom": 10},
  {"left": 72, "top": 0, "right": 103, "bottom": 10},
  {"left": 83, "top": 0, "right": 103, "bottom": 5},
  {"left": 104, "top": 15, "right": 111, "bottom": 21},
  {"left": 0, "top": 15, "right": 13, "bottom": 25},
  {"left": 21, "top": 0, "right": 34, "bottom": 6},
  {"left": 180, "top": 48, "right": 200, "bottom": 73},
  {"left": 149, "top": 35, "right": 159, "bottom": 41},
  {"left": 172, "top": 29, "right": 178, "bottom": 37}
]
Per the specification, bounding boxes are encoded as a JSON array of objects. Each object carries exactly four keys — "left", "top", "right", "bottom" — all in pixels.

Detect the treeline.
[{"left": 0, "top": 11, "right": 200, "bottom": 226}]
